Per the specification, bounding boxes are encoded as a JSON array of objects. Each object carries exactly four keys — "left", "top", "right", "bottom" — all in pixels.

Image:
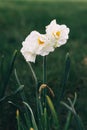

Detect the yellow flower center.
[
  {"left": 52, "top": 31, "right": 61, "bottom": 38},
  {"left": 38, "top": 38, "right": 44, "bottom": 45},
  {"left": 56, "top": 31, "right": 61, "bottom": 37}
]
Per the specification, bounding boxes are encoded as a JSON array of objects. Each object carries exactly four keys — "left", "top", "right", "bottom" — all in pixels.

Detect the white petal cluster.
[
  {"left": 46, "top": 19, "right": 70, "bottom": 48},
  {"left": 21, "top": 31, "right": 54, "bottom": 62},
  {"left": 21, "top": 19, "right": 70, "bottom": 63}
]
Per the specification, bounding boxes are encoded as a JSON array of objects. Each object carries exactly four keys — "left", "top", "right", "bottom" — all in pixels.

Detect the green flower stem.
[
  {"left": 43, "top": 56, "right": 47, "bottom": 108},
  {"left": 43, "top": 56, "right": 47, "bottom": 84},
  {"left": 27, "top": 62, "right": 38, "bottom": 85},
  {"left": 27, "top": 62, "right": 42, "bottom": 129},
  {"left": 27, "top": 62, "right": 38, "bottom": 104}
]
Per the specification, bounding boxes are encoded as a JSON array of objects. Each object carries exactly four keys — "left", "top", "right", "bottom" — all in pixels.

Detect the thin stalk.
[
  {"left": 43, "top": 56, "right": 47, "bottom": 108},
  {"left": 43, "top": 56, "right": 47, "bottom": 84},
  {"left": 27, "top": 62, "right": 37, "bottom": 85},
  {"left": 27, "top": 62, "right": 42, "bottom": 130},
  {"left": 27, "top": 62, "right": 38, "bottom": 109}
]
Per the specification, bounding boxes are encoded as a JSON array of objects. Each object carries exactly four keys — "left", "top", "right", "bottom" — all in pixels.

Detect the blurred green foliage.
[{"left": 0, "top": 1, "right": 87, "bottom": 130}]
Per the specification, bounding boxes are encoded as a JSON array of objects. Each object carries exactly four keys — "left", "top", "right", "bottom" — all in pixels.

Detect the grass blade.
[
  {"left": 1, "top": 50, "right": 17, "bottom": 98},
  {"left": 0, "top": 55, "right": 4, "bottom": 83},
  {"left": 64, "top": 111, "right": 72, "bottom": 130},
  {"left": 0, "top": 85, "right": 24, "bottom": 103},
  {"left": 23, "top": 101, "right": 38, "bottom": 130},
  {"left": 14, "top": 69, "right": 31, "bottom": 129},
  {"left": 61, "top": 93, "right": 85, "bottom": 130},
  {"left": 43, "top": 107, "right": 48, "bottom": 130},
  {"left": 46, "top": 95, "right": 59, "bottom": 130},
  {"left": 59, "top": 53, "right": 70, "bottom": 102},
  {"left": 74, "top": 114, "right": 85, "bottom": 130}
]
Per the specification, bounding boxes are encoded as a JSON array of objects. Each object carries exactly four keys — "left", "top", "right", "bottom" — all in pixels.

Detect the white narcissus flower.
[
  {"left": 46, "top": 19, "right": 70, "bottom": 48},
  {"left": 20, "top": 31, "right": 54, "bottom": 62},
  {"left": 21, "top": 20, "right": 70, "bottom": 63}
]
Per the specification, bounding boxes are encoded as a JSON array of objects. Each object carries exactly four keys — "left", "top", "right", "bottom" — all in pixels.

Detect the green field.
[{"left": 0, "top": 1, "right": 87, "bottom": 130}]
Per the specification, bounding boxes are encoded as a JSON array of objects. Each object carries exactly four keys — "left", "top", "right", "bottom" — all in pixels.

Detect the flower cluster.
[{"left": 21, "top": 19, "right": 70, "bottom": 63}]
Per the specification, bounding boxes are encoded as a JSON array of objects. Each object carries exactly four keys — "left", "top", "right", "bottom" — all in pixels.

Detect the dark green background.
[{"left": 0, "top": 1, "right": 87, "bottom": 130}]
